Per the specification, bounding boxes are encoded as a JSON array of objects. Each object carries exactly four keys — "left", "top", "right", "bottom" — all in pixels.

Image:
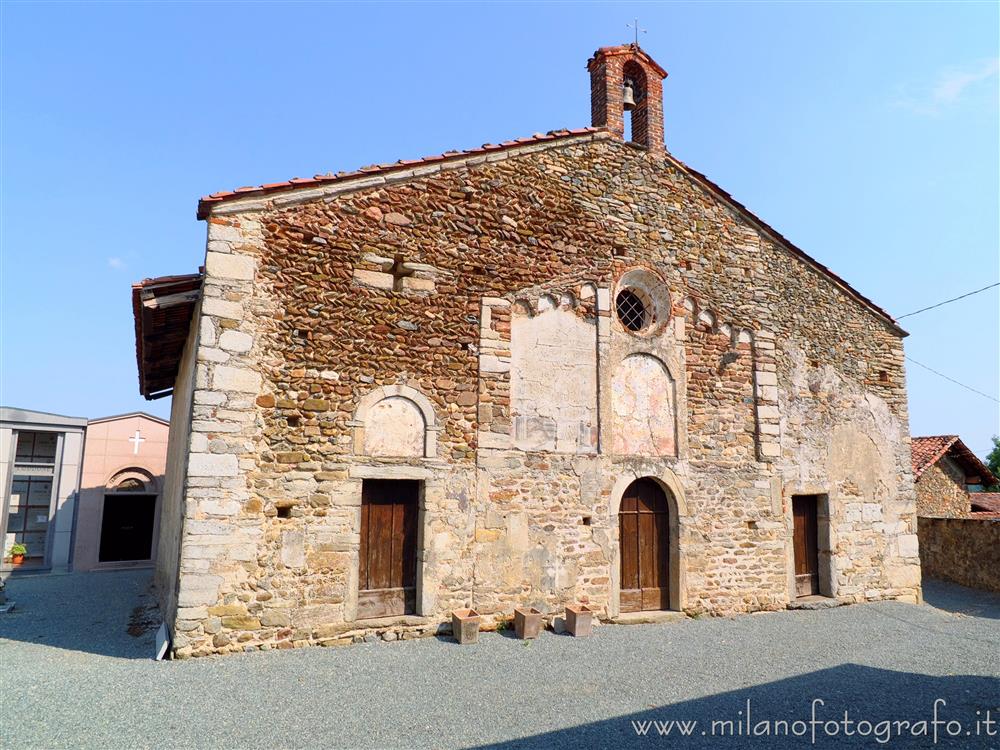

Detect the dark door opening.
[
  {"left": 619, "top": 478, "right": 671, "bottom": 612},
  {"left": 792, "top": 495, "right": 820, "bottom": 597},
  {"left": 358, "top": 479, "right": 418, "bottom": 619},
  {"left": 99, "top": 494, "right": 156, "bottom": 563}
]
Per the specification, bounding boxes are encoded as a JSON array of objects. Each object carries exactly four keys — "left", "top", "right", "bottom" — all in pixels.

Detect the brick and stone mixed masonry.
[{"left": 145, "top": 44, "right": 921, "bottom": 658}]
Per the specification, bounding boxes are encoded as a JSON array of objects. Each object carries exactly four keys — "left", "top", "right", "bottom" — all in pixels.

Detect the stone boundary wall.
[{"left": 918, "top": 517, "right": 1000, "bottom": 592}]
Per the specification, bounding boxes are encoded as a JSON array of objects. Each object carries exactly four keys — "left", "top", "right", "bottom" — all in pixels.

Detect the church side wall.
[
  {"left": 154, "top": 308, "right": 199, "bottom": 633},
  {"left": 169, "top": 137, "right": 919, "bottom": 656}
]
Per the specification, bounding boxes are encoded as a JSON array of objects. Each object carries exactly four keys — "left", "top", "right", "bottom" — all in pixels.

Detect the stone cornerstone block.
[
  {"left": 206, "top": 251, "right": 255, "bottom": 281},
  {"left": 219, "top": 330, "right": 254, "bottom": 353},
  {"left": 212, "top": 365, "right": 261, "bottom": 392},
  {"left": 188, "top": 453, "right": 239, "bottom": 477}
]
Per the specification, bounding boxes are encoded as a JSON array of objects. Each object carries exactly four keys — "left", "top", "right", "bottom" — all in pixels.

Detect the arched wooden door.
[{"left": 619, "top": 478, "right": 671, "bottom": 612}]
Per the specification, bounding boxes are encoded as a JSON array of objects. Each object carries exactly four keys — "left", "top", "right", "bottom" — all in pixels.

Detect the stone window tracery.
[{"left": 614, "top": 268, "right": 671, "bottom": 336}]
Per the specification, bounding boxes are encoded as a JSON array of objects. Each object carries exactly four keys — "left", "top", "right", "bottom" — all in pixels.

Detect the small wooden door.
[
  {"left": 792, "top": 495, "right": 820, "bottom": 597},
  {"left": 358, "top": 479, "right": 418, "bottom": 619},
  {"left": 619, "top": 478, "right": 671, "bottom": 612}
]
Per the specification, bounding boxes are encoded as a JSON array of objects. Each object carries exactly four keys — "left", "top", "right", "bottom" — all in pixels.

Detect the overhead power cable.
[
  {"left": 906, "top": 356, "right": 999, "bottom": 404},
  {"left": 896, "top": 282, "right": 999, "bottom": 320}
]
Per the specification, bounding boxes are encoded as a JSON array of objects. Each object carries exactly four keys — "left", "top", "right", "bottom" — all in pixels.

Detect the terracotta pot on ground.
[
  {"left": 565, "top": 605, "right": 593, "bottom": 637},
  {"left": 514, "top": 607, "right": 543, "bottom": 639},
  {"left": 11, "top": 554, "right": 25, "bottom": 565},
  {"left": 451, "top": 609, "right": 480, "bottom": 645}
]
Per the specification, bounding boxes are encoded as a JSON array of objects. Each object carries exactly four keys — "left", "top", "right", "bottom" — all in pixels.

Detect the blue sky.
[{"left": 2, "top": 2, "right": 997, "bottom": 457}]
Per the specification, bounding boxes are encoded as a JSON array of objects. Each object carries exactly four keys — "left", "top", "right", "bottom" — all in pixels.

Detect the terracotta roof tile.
[
  {"left": 911, "top": 435, "right": 998, "bottom": 485},
  {"left": 970, "top": 492, "right": 1000, "bottom": 514},
  {"left": 912, "top": 436, "right": 959, "bottom": 477},
  {"left": 131, "top": 272, "right": 204, "bottom": 400}
]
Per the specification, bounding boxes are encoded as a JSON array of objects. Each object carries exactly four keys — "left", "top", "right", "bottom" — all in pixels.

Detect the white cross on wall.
[{"left": 129, "top": 429, "right": 145, "bottom": 455}]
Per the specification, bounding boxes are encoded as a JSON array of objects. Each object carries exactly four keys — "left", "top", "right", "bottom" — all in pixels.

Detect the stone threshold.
[
  {"left": 611, "top": 610, "right": 689, "bottom": 625},
  {"left": 787, "top": 595, "right": 843, "bottom": 611}
]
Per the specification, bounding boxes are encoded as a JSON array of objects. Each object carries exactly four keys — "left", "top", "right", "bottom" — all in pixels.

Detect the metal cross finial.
[{"left": 626, "top": 18, "right": 646, "bottom": 47}]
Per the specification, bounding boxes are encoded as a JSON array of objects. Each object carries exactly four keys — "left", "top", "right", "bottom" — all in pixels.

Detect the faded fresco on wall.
[{"left": 611, "top": 353, "right": 676, "bottom": 456}]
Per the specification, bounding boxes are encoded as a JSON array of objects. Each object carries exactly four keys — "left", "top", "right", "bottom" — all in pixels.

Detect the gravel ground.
[{"left": 0, "top": 571, "right": 997, "bottom": 749}]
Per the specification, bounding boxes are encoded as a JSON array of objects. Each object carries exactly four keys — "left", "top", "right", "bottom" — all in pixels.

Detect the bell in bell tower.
[{"left": 587, "top": 43, "right": 668, "bottom": 156}]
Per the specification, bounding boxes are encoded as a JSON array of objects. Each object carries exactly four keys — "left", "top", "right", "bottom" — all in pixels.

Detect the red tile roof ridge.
[{"left": 196, "top": 128, "right": 605, "bottom": 220}]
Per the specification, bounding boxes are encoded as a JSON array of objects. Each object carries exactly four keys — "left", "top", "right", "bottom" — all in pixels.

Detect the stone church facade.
[{"left": 136, "top": 44, "right": 921, "bottom": 658}]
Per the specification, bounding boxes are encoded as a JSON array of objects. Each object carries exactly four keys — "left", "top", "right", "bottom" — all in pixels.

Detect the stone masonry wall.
[
  {"left": 918, "top": 517, "right": 1000, "bottom": 592},
  {"left": 916, "top": 457, "right": 970, "bottom": 518},
  {"left": 167, "top": 132, "right": 919, "bottom": 657}
]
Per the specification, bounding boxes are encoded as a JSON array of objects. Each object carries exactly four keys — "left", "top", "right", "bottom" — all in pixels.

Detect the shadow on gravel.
[
  {"left": 0, "top": 569, "right": 157, "bottom": 659},
  {"left": 922, "top": 578, "right": 1000, "bottom": 620},
  {"left": 476, "top": 665, "right": 1000, "bottom": 749}
]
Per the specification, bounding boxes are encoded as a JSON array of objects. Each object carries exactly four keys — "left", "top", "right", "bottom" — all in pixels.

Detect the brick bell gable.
[{"left": 588, "top": 44, "right": 667, "bottom": 156}]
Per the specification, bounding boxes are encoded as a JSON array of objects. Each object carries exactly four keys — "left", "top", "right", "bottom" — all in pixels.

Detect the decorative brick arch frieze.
[
  {"left": 476, "top": 278, "right": 604, "bottom": 451},
  {"left": 352, "top": 384, "right": 440, "bottom": 459},
  {"left": 676, "top": 294, "right": 778, "bottom": 462}
]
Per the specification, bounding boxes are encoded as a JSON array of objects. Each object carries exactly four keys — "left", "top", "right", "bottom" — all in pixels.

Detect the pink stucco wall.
[{"left": 72, "top": 414, "right": 169, "bottom": 571}]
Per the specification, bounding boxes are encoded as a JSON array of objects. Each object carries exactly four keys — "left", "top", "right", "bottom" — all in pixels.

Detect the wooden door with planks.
[
  {"left": 358, "top": 479, "right": 419, "bottom": 619},
  {"left": 619, "top": 478, "right": 671, "bottom": 612},
  {"left": 792, "top": 495, "right": 820, "bottom": 597}
]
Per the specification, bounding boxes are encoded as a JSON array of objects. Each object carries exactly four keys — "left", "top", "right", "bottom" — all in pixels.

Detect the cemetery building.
[
  {"left": 1, "top": 408, "right": 168, "bottom": 573},
  {"left": 1, "top": 407, "right": 87, "bottom": 572},
  {"left": 71, "top": 412, "right": 170, "bottom": 571},
  {"left": 135, "top": 44, "right": 922, "bottom": 658}
]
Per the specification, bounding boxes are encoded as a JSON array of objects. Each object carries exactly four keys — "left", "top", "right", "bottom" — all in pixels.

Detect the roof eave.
[{"left": 196, "top": 128, "right": 606, "bottom": 220}]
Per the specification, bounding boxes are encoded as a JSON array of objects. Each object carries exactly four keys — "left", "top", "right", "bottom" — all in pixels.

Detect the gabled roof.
[
  {"left": 911, "top": 435, "right": 997, "bottom": 485},
  {"left": 132, "top": 273, "right": 203, "bottom": 400},
  {"left": 196, "top": 128, "right": 600, "bottom": 220},
  {"left": 587, "top": 44, "right": 669, "bottom": 78},
  {"left": 194, "top": 127, "right": 904, "bottom": 335}
]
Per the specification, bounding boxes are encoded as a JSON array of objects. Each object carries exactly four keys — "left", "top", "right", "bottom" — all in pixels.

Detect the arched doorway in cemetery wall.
[
  {"left": 618, "top": 477, "right": 674, "bottom": 613},
  {"left": 99, "top": 468, "right": 159, "bottom": 564}
]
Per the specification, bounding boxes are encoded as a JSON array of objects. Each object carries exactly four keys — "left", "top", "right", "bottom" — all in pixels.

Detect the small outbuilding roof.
[
  {"left": 970, "top": 492, "right": 1000, "bottom": 515},
  {"left": 911, "top": 435, "right": 997, "bottom": 485}
]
